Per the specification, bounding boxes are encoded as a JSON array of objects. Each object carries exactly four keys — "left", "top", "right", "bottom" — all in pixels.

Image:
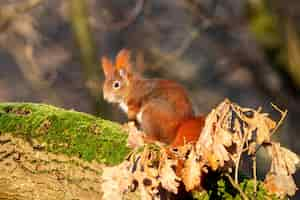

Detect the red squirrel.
[{"left": 101, "top": 49, "right": 205, "bottom": 146}]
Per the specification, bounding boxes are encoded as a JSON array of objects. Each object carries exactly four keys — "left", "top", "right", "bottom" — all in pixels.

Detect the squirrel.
[{"left": 101, "top": 49, "right": 205, "bottom": 146}]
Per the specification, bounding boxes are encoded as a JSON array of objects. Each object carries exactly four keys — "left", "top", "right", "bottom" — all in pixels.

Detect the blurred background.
[{"left": 0, "top": 0, "right": 299, "bottom": 197}]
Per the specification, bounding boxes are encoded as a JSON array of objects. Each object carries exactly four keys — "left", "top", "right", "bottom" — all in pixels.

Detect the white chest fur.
[
  {"left": 119, "top": 102, "right": 143, "bottom": 123},
  {"left": 119, "top": 102, "right": 128, "bottom": 113},
  {"left": 136, "top": 107, "right": 144, "bottom": 123}
]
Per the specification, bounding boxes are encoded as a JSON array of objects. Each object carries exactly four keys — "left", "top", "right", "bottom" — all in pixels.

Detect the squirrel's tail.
[{"left": 171, "top": 115, "right": 205, "bottom": 147}]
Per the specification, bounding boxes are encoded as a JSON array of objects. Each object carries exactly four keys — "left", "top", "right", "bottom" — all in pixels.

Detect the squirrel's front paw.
[{"left": 123, "top": 122, "right": 145, "bottom": 148}]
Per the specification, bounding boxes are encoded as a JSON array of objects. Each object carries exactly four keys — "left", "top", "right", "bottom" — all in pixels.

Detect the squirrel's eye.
[{"left": 112, "top": 80, "right": 121, "bottom": 89}]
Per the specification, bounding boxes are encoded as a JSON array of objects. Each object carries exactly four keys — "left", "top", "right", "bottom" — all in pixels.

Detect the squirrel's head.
[{"left": 101, "top": 49, "right": 133, "bottom": 104}]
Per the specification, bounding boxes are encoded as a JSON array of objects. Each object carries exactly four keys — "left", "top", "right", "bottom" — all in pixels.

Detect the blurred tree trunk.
[{"left": 70, "top": 0, "right": 109, "bottom": 115}]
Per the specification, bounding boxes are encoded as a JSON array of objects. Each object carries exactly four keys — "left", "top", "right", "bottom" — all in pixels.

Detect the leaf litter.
[{"left": 101, "top": 99, "right": 299, "bottom": 199}]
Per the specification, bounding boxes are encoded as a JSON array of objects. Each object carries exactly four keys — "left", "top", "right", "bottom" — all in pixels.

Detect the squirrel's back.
[{"left": 148, "top": 79, "right": 194, "bottom": 118}]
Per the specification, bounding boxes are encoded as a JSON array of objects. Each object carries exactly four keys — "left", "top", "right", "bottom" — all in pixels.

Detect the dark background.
[{"left": 0, "top": 0, "right": 299, "bottom": 198}]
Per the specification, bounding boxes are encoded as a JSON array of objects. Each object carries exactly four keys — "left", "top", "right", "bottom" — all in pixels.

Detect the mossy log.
[{"left": 0, "top": 103, "right": 130, "bottom": 200}]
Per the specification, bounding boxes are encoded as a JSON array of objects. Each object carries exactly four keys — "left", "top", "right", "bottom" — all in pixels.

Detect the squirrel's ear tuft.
[
  {"left": 116, "top": 49, "right": 131, "bottom": 72},
  {"left": 101, "top": 56, "right": 114, "bottom": 77}
]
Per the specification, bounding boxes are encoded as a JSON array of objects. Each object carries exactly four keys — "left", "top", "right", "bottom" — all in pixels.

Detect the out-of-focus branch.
[
  {"left": 184, "top": 0, "right": 242, "bottom": 30},
  {"left": 150, "top": 29, "right": 199, "bottom": 68},
  {"left": 107, "top": 0, "right": 145, "bottom": 31},
  {"left": 286, "top": 18, "right": 300, "bottom": 88},
  {"left": 0, "top": 0, "right": 64, "bottom": 105},
  {"left": 0, "top": 0, "right": 44, "bottom": 30},
  {"left": 0, "top": 0, "right": 47, "bottom": 86}
]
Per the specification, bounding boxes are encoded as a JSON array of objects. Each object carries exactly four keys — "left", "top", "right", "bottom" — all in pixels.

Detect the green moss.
[{"left": 0, "top": 103, "right": 130, "bottom": 165}]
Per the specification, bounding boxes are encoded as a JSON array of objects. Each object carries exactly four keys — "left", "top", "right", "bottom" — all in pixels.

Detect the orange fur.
[
  {"left": 171, "top": 116, "right": 205, "bottom": 147},
  {"left": 116, "top": 49, "right": 131, "bottom": 71},
  {"left": 101, "top": 57, "right": 114, "bottom": 77},
  {"left": 102, "top": 48, "right": 205, "bottom": 146}
]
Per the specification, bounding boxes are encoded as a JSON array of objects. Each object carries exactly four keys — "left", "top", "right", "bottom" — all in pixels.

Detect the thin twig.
[
  {"left": 252, "top": 155, "right": 257, "bottom": 196},
  {"left": 150, "top": 29, "right": 199, "bottom": 68},
  {"left": 224, "top": 173, "right": 249, "bottom": 200},
  {"left": 270, "top": 103, "right": 288, "bottom": 136},
  {"left": 234, "top": 153, "right": 240, "bottom": 184},
  {"left": 107, "top": 0, "right": 145, "bottom": 30},
  {"left": 254, "top": 103, "right": 288, "bottom": 155},
  {"left": 172, "top": 30, "right": 199, "bottom": 58},
  {"left": 234, "top": 129, "right": 250, "bottom": 184}
]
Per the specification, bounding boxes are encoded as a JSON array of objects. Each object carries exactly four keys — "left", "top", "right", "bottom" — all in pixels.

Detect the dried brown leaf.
[
  {"left": 280, "top": 146, "right": 300, "bottom": 174},
  {"left": 266, "top": 142, "right": 300, "bottom": 176},
  {"left": 231, "top": 104, "right": 275, "bottom": 145},
  {"left": 159, "top": 149, "right": 181, "bottom": 194},
  {"left": 103, "top": 99, "right": 298, "bottom": 200},
  {"left": 123, "top": 148, "right": 161, "bottom": 199},
  {"left": 263, "top": 142, "right": 299, "bottom": 198},
  {"left": 160, "top": 162, "right": 180, "bottom": 194},
  {"left": 181, "top": 148, "right": 203, "bottom": 191},
  {"left": 133, "top": 170, "right": 160, "bottom": 199},
  {"left": 248, "top": 141, "right": 257, "bottom": 155},
  {"left": 216, "top": 129, "right": 233, "bottom": 147},
  {"left": 264, "top": 173, "right": 297, "bottom": 198},
  {"left": 253, "top": 113, "right": 274, "bottom": 144},
  {"left": 196, "top": 101, "right": 232, "bottom": 169}
]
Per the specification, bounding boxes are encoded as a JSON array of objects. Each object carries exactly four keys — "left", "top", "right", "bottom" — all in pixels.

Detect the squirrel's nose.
[{"left": 103, "top": 92, "right": 114, "bottom": 102}]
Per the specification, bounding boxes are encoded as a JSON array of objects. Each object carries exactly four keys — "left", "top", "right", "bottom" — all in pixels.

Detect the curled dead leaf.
[
  {"left": 181, "top": 147, "right": 203, "bottom": 191},
  {"left": 264, "top": 173, "right": 297, "bottom": 198},
  {"left": 196, "top": 101, "right": 232, "bottom": 170},
  {"left": 266, "top": 142, "right": 300, "bottom": 176},
  {"left": 159, "top": 149, "right": 181, "bottom": 194}
]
